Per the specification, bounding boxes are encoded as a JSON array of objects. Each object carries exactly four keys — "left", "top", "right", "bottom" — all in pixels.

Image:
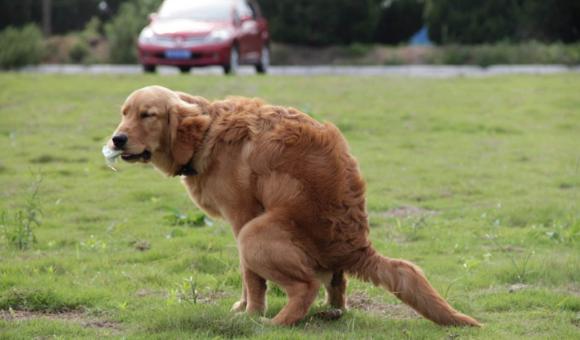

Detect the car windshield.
[{"left": 158, "top": 0, "right": 232, "bottom": 21}]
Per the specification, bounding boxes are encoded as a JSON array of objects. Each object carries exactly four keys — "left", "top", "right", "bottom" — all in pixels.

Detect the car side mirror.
[{"left": 148, "top": 12, "right": 158, "bottom": 23}]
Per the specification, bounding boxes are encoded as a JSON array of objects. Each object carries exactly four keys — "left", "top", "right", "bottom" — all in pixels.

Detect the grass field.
[{"left": 0, "top": 73, "right": 579, "bottom": 339}]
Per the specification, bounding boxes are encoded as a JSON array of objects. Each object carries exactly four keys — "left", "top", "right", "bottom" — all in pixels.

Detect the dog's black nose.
[{"left": 112, "top": 134, "right": 128, "bottom": 149}]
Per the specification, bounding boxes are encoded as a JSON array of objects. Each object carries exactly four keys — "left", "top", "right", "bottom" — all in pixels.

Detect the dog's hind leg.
[
  {"left": 312, "top": 271, "right": 347, "bottom": 320},
  {"left": 324, "top": 271, "right": 347, "bottom": 310},
  {"left": 238, "top": 212, "right": 319, "bottom": 325},
  {"left": 272, "top": 279, "right": 320, "bottom": 325}
]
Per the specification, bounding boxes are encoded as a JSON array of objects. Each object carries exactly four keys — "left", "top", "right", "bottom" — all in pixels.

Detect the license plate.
[{"left": 165, "top": 50, "right": 191, "bottom": 60}]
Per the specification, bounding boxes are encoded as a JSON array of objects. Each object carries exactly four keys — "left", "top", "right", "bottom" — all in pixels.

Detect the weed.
[
  {"left": 79, "top": 235, "right": 107, "bottom": 252},
  {"left": 166, "top": 276, "right": 199, "bottom": 306},
  {"left": 486, "top": 233, "right": 535, "bottom": 283},
  {"left": 164, "top": 209, "right": 209, "bottom": 228},
  {"left": 394, "top": 216, "right": 428, "bottom": 242},
  {"left": 1, "top": 173, "right": 43, "bottom": 250}
]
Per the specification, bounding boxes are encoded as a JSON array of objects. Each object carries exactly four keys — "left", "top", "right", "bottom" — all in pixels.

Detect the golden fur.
[{"left": 107, "top": 85, "right": 481, "bottom": 326}]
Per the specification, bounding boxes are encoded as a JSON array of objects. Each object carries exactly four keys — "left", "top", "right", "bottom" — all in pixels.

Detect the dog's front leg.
[
  {"left": 230, "top": 260, "right": 248, "bottom": 312},
  {"left": 230, "top": 262, "right": 267, "bottom": 315},
  {"left": 242, "top": 267, "right": 267, "bottom": 315}
]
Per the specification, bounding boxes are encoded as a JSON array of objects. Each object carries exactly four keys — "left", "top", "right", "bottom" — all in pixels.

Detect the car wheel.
[
  {"left": 143, "top": 64, "right": 157, "bottom": 73},
  {"left": 178, "top": 66, "right": 191, "bottom": 74},
  {"left": 223, "top": 46, "right": 239, "bottom": 75},
  {"left": 255, "top": 45, "right": 270, "bottom": 74}
]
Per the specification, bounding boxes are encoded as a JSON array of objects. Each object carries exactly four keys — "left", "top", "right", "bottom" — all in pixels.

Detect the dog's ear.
[
  {"left": 169, "top": 101, "right": 211, "bottom": 167},
  {"left": 175, "top": 91, "right": 211, "bottom": 110}
]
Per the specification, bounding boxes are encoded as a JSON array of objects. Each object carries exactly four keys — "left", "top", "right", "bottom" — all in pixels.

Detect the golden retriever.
[{"left": 105, "top": 85, "right": 480, "bottom": 327}]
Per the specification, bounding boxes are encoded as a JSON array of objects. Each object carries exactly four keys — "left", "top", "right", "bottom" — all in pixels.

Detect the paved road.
[{"left": 20, "top": 64, "right": 580, "bottom": 77}]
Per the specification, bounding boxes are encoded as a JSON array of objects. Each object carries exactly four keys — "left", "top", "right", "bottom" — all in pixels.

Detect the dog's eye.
[{"left": 140, "top": 112, "right": 153, "bottom": 119}]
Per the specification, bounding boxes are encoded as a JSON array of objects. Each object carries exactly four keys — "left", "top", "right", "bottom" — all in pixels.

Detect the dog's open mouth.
[{"left": 121, "top": 150, "right": 151, "bottom": 162}]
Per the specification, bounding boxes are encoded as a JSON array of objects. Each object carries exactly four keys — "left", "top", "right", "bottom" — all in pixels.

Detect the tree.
[
  {"left": 375, "top": 0, "right": 424, "bottom": 45},
  {"left": 105, "top": 0, "right": 162, "bottom": 63},
  {"left": 0, "top": 0, "right": 128, "bottom": 34},
  {"left": 257, "top": 0, "right": 383, "bottom": 46},
  {"left": 424, "top": 0, "right": 580, "bottom": 44}
]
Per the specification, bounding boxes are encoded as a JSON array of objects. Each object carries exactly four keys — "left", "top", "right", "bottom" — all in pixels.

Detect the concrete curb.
[{"left": 18, "top": 64, "right": 580, "bottom": 77}]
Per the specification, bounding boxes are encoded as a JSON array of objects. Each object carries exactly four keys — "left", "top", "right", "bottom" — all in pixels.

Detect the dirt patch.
[
  {"left": 508, "top": 283, "right": 530, "bottom": 293},
  {"left": 563, "top": 284, "right": 580, "bottom": 297},
  {"left": 380, "top": 206, "right": 439, "bottom": 219},
  {"left": 29, "top": 154, "right": 88, "bottom": 164},
  {"left": 0, "top": 309, "right": 120, "bottom": 331},
  {"left": 348, "top": 292, "right": 419, "bottom": 320},
  {"left": 132, "top": 240, "right": 151, "bottom": 251},
  {"left": 197, "top": 290, "right": 232, "bottom": 304},
  {"left": 135, "top": 288, "right": 165, "bottom": 298}
]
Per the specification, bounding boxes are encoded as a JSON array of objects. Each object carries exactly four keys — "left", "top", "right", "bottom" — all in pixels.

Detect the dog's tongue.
[{"left": 102, "top": 145, "right": 122, "bottom": 171}]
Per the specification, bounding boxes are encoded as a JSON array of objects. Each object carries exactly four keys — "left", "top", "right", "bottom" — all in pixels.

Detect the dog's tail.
[{"left": 349, "top": 248, "right": 481, "bottom": 327}]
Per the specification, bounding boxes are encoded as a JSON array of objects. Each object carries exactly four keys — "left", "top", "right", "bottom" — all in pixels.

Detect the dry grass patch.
[
  {"left": 348, "top": 291, "right": 419, "bottom": 320},
  {"left": 0, "top": 309, "right": 121, "bottom": 331}
]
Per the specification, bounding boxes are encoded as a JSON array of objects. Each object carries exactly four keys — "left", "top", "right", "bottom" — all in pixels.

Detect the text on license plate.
[{"left": 165, "top": 50, "right": 191, "bottom": 60}]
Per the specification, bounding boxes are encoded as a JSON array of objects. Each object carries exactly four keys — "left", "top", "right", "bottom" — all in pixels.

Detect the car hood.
[{"left": 150, "top": 19, "right": 230, "bottom": 36}]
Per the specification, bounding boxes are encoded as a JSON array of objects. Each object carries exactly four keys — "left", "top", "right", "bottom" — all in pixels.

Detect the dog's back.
[{"left": 181, "top": 94, "right": 480, "bottom": 326}]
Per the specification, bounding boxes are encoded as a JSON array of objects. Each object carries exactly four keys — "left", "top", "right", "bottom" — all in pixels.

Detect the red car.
[{"left": 137, "top": 0, "right": 270, "bottom": 75}]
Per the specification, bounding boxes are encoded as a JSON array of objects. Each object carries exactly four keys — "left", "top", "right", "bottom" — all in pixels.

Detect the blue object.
[
  {"left": 165, "top": 50, "right": 192, "bottom": 60},
  {"left": 409, "top": 26, "right": 432, "bottom": 46}
]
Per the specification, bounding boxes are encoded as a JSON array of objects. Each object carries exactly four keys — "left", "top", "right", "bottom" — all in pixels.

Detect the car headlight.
[
  {"left": 206, "top": 29, "right": 232, "bottom": 43},
  {"left": 138, "top": 27, "right": 166, "bottom": 45}
]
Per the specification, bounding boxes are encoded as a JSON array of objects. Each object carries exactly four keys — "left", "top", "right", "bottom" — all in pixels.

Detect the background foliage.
[
  {"left": 104, "top": 0, "right": 162, "bottom": 63},
  {"left": 0, "top": 0, "right": 125, "bottom": 34},
  {"left": 258, "top": 0, "right": 383, "bottom": 46},
  {"left": 1, "top": 0, "right": 579, "bottom": 46},
  {"left": 424, "top": 0, "right": 580, "bottom": 44},
  {"left": 0, "top": 24, "right": 44, "bottom": 69}
]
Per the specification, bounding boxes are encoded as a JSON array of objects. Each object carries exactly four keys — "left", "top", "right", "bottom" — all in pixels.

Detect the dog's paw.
[{"left": 230, "top": 300, "right": 247, "bottom": 313}]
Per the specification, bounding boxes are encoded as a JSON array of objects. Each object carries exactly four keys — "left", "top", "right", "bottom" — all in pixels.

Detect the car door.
[
  {"left": 247, "top": 1, "right": 266, "bottom": 53},
  {"left": 235, "top": 0, "right": 260, "bottom": 62}
]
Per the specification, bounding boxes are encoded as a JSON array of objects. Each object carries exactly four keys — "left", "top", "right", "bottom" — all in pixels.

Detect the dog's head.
[{"left": 105, "top": 86, "right": 210, "bottom": 175}]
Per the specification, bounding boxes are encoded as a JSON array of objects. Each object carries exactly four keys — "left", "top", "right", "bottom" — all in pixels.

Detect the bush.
[
  {"left": 0, "top": 24, "right": 44, "bottom": 69},
  {"left": 68, "top": 39, "right": 90, "bottom": 63},
  {"left": 68, "top": 17, "right": 103, "bottom": 64},
  {"left": 105, "top": 0, "right": 161, "bottom": 64}
]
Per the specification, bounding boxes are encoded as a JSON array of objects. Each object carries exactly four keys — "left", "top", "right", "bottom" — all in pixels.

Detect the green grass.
[{"left": 0, "top": 73, "right": 579, "bottom": 339}]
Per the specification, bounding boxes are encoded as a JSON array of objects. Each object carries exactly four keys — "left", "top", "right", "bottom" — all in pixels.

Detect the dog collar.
[
  {"left": 175, "top": 158, "right": 197, "bottom": 176},
  {"left": 174, "top": 112, "right": 214, "bottom": 177}
]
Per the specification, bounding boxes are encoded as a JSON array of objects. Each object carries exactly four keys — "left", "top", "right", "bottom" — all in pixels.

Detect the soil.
[
  {"left": 348, "top": 291, "right": 419, "bottom": 320},
  {"left": 0, "top": 309, "right": 121, "bottom": 331}
]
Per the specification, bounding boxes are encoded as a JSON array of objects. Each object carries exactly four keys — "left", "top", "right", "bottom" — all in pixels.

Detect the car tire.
[
  {"left": 143, "top": 64, "right": 157, "bottom": 73},
  {"left": 255, "top": 45, "right": 270, "bottom": 74},
  {"left": 223, "top": 46, "right": 239, "bottom": 75},
  {"left": 178, "top": 66, "right": 191, "bottom": 74}
]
